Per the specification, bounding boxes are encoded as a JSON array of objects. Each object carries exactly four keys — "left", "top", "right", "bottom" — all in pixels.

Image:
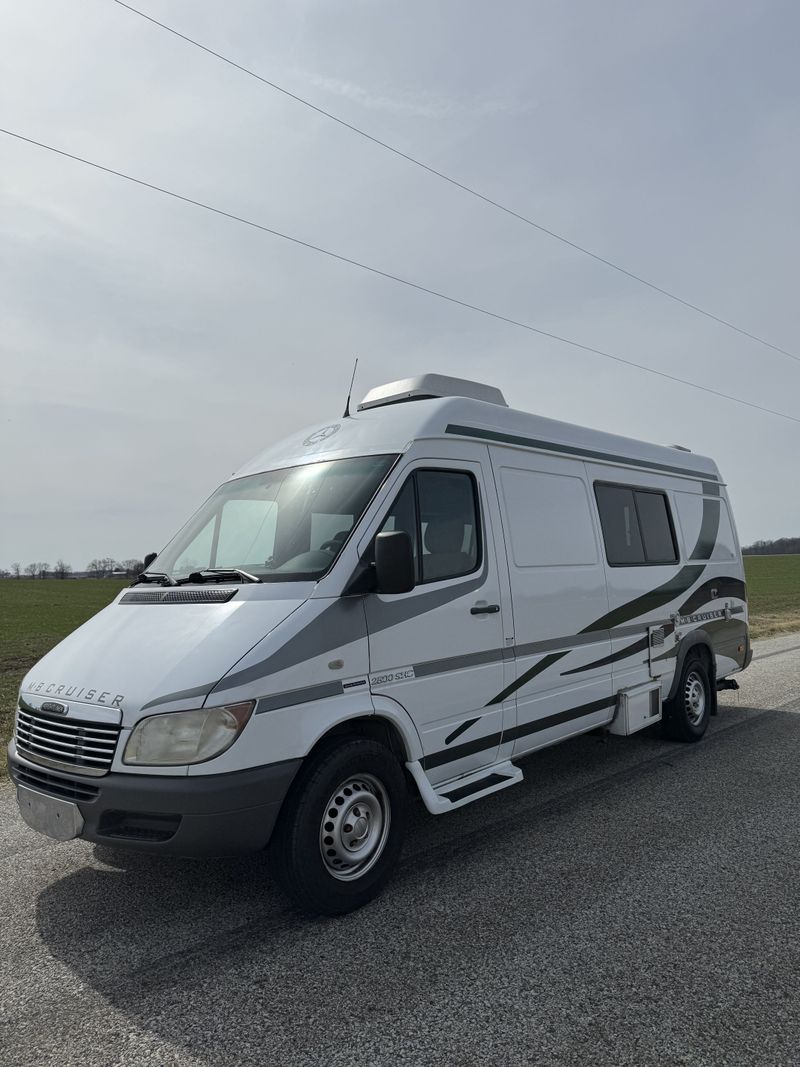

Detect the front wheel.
[
  {"left": 662, "top": 656, "right": 712, "bottom": 742},
  {"left": 270, "top": 738, "right": 407, "bottom": 916}
]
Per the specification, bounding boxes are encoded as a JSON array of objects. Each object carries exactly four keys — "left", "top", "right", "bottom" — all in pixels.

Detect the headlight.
[{"left": 123, "top": 701, "right": 255, "bottom": 766}]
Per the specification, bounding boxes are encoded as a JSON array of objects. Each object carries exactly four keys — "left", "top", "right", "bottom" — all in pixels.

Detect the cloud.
[
  {"left": 299, "top": 71, "right": 535, "bottom": 119},
  {"left": 2, "top": 0, "right": 799, "bottom": 566}
]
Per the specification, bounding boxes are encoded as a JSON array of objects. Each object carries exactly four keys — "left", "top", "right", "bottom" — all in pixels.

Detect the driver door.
[{"left": 364, "top": 452, "right": 514, "bottom": 785}]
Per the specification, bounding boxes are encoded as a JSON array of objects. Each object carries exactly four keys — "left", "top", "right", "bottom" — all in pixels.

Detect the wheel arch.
[
  {"left": 305, "top": 714, "right": 412, "bottom": 766},
  {"left": 667, "top": 630, "right": 717, "bottom": 713}
]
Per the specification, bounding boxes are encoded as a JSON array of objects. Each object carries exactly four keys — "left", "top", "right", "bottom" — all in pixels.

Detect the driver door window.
[{"left": 377, "top": 469, "right": 480, "bottom": 584}]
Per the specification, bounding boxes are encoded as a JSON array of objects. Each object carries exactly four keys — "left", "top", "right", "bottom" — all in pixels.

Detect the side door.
[
  {"left": 589, "top": 467, "right": 695, "bottom": 695},
  {"left": 488, "top": 449, "right": 615, "bottom": 757},
  {"left": 363, "top": 448, "right": 514, "bottom": 785}
]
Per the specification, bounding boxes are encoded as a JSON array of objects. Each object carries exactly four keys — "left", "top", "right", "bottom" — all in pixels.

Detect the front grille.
[
  {"left": 15, "top": 708, "right": 121, "bottom": 777},
  {"left": 13, "top": 762, "right": 100, "bottom": 802}
]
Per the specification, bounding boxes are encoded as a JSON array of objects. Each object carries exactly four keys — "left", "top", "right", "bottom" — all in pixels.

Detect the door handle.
[{"left": 470, "top": 603, "right": 500, "bottom": 615}]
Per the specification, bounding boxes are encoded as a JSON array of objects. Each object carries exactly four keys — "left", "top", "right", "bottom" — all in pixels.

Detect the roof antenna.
[{"left": 343, "top": 357, "right": 359, "bottom": 418}]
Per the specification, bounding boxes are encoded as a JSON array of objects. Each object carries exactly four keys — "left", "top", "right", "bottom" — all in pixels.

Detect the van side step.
[{"left": 406, "top": 759, "right": 523, "bottom": 815}]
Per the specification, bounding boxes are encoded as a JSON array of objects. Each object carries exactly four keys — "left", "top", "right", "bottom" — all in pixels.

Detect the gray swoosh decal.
[
  {"left": 487, "top": 651, "right": 568, "bottom": 706},
  {"left": 413, "top": 646, "right": 507, "bottom": 679},
  {"left": 213, "top": 597, "right": 368, "bottom": 695},
  {"left": 143, "top": 561, "right": 490, "bottom": 709},
  {"left": 141, "top": 682, "right": 222, "bottom": 712},
  {"left": 512, "top": 631, "right": 605, "bottom": 658},
  {"left": 652, "top": 617, "right": 747, "bottom": 665},
  {"left": 689, "top": 494, "right": 721, "bottom": 560},
  {"left": 581, "top": 565, "right": 706, "bottom": 634},
  {"left": 255, "top": 681, "right": 345, "bottom": 714},
  {"left": 219, "top": 561, "right": 489, "bottom": 696},
  {"left": 364, "top": 558, "right": 488, "bottom": 632},
  {"left": 141, "top": 600, "right": 361, "bottom": 710},
  {"left": 445, "top": 717, "right": 481, "bottom": 745},
  {"left": 560, "top": 635, "right": 650, "bottom": 676},
  {"left": 422, "top": 694, "right": 616, "bottom": 770},
  {"left": 485, "top": 566, "right": 706, "bottom": 705},
  {"left": 678, "top": 576, "right": 746, "bottom": 615}
]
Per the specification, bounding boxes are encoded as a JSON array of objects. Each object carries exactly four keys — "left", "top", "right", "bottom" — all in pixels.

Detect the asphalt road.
[{"left": 2, "top": 633, "right": 800, "bottom": 1067}]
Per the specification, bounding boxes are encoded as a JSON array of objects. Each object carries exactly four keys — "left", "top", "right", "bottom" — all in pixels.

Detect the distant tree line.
[
  {"left": 0, "top": 559, "right": 145, "bottom": 578},
  {"left": 742, "top": 537, "right": 800, "bottom": 556}
]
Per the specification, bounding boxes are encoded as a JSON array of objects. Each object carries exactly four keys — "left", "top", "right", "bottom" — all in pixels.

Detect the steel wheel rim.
[
  {"left": 684, "top": 669, "right": 707, "bottom": 726},
  {"left": 319, "top": 773, "right": 391, "bottom": 882}
]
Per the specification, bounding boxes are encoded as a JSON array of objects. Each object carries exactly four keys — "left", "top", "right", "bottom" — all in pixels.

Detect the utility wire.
[
  {"left": 109, "top": 0, "right": 800, "bottom": 366},
  {"left": 2, "top": 126, "right": 798, "bottom": 426}
]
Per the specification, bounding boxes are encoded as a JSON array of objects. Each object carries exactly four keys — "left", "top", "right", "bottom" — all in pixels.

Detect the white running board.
[{"left": 406, "top": 759, "right": 523, "bottom": 815}]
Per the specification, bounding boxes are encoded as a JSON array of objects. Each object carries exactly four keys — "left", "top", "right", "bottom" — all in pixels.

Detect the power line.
[
  {"left": 2, "top": 125, "right": 798, "bottom": 427},
  {"left": 108, "top": 0, "right": 800, "bottom": 367}
]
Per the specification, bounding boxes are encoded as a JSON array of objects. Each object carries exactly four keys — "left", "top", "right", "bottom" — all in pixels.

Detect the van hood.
[{"left": 19, "top": 587, "right": 309, "bottom": 726}]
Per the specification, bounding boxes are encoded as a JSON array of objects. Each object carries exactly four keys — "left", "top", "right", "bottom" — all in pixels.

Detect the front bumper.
[{"left": 7, "top": 741, "right": 301, "bottom": 856}]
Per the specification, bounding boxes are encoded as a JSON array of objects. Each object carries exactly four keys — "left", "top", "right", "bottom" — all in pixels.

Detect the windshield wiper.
[
  {"left": 131, "top": 571, "right": 176, "bottom": 586},
  {"left": 181, "top": 568, "right": 262, "bottom": 584}
]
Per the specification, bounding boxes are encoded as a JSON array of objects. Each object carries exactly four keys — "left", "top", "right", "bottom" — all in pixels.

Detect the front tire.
[
  {"left": 270, "top": 738, "right": 407, "bottom": 916},
  {"left": 662, "top": 655, "right": 712, "bottom": 742}
]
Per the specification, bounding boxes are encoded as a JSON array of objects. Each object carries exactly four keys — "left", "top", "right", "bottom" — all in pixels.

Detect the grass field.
[
  {"left": 743, "top": 554, "right": 800, "bottom": 640},
  {"left": 1, "top": 579, "right": 127, "bottom": 774},
  {"left": 1, "top": 558, "right": 799, "bottom": 773}
]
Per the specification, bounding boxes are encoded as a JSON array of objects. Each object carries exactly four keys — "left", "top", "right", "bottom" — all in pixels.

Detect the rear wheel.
[
  {"left": 270, "top": 738, "right": 407, "bottom": 916},
  {"left": 662, "top": 655, "right": 712, "bottom": 742}
]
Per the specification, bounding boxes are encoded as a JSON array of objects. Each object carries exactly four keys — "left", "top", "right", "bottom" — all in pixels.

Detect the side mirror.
[
  {"left": 143, "top": 552, "right": 157, "bottom": 570},
  {"left": 374, "top": 531, "right": 416, "bottom": 595}
]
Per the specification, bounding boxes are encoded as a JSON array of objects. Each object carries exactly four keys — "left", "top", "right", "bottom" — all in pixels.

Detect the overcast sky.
[{"left": 2, "top": 0, "right": 799, "bottom": 569}]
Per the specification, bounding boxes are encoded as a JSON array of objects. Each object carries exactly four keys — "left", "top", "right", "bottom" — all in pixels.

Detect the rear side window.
[
  {"left": 635, "top": 491, "right": 677, "bottom": 563},
  {"left": 595, "top": 483, "right": 677, "bottom": 566}
]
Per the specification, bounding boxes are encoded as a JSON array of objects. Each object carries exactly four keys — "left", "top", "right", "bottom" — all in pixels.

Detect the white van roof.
[{"left": 235, "top": 376, "right": 722, "bottom": 484}]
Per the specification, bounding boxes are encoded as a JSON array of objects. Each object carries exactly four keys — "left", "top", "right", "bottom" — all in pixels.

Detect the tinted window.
[
  {"left": 595, "top": 485, "right": 645, "bottom": 564},
  {"left": 377, "top": 479, "right": 418, "bottom": 566},
  {"left": 377, "top": 470, "right": 480, "bottom": 584},
  {"left": 635, "top": 491, "right": 677, "bottom": 563},
  {"left": 418, "top": 471, "right": 479, "bottom": 582},
  {"left": 595, "top": 483, "right": 677, "bottom": 566}
]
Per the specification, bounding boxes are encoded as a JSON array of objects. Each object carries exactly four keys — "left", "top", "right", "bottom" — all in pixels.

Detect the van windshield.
[{"left": 153, "top": 455, "right": 397, "bottom": 582}]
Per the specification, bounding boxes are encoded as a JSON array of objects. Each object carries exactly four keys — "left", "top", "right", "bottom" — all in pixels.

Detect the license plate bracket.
[{"left": 17, "top": 785, "right": 85, "bottom": 841}]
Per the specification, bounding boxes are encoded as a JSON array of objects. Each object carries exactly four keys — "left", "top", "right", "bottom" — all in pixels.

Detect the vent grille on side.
[
  {"left": 121, "top": 588, "right": 237, "bottom": 604},
  {"left": 649, "top": 626, "right": 666, "bottom": 647}
]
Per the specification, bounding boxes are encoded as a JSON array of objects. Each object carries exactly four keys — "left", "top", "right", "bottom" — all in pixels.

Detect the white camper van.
[{"left": 10, "top": 375, "right": 750, "bottom": 914}]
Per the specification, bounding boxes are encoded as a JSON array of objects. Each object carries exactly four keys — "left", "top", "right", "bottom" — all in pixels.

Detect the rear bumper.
[{"left": 7, "top": 741, "right": 301, "bottom": 856}]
